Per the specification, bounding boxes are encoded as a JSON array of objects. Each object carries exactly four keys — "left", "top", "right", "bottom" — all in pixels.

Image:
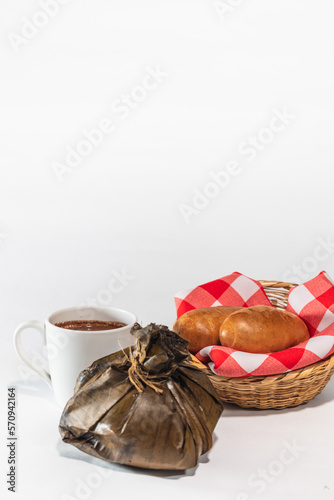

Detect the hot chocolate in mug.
[{"left": 14, "top": 306, "right": 137, "bottom": 407}]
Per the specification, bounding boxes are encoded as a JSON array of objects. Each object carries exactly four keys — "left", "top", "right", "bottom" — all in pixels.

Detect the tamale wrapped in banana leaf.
[{"left": 59, "top": 323, "right": 223, "bottom": 470}]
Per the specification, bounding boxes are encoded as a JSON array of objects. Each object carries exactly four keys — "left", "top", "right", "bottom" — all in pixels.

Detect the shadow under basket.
[{"left": 191, "top": 280, "right": 334, "bottom": 410}]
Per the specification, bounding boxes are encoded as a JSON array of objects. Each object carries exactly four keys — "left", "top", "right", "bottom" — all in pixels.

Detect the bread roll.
[
  {"left": 219, "top": 305, "right": 309, "bottom": 353},
  {"left": 173, "top": 307, "right": 243, "bottom": 354}
]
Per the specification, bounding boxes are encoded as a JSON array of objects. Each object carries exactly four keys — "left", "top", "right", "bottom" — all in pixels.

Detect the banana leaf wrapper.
[{"left": 59, "top": 323, "right": 223, "bottom": 470}]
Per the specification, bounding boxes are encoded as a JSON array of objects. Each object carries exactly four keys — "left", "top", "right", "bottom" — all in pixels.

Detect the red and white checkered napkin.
[
  {"left": 174, "top": 271, "right": 334, "bottom": 377},
  {"left": 175, "top": 272, "right": 273, "bottom": 318}
]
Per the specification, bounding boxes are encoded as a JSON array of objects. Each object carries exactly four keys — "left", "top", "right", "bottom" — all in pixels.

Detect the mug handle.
[{"left": 14, "top": 320, "right": 52, "bottom": 387}]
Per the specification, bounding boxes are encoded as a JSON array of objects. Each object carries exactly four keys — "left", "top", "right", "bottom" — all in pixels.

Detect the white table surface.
[{"left": 2, "top": 342, "right": 334, "bottom": 500}]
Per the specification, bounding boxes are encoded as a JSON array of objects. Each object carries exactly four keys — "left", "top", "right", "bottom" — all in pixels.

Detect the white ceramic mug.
[{"left": 14, "top": 306, "right": 137, "bottom": 407}]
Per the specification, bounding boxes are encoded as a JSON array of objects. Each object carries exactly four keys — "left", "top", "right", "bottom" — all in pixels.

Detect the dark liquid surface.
[{"left": 54, "top": 320, "right": 127, "bottom": 331}]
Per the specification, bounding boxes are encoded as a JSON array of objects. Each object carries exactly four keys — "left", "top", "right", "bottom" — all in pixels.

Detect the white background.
[{"left": 1, "top": 1, "right": 334, "bottom": 499}]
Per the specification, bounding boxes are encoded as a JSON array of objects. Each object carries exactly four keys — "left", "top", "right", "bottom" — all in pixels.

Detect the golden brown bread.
[
  {"left": 173, "top": 306, "right": 243, "bottom": 354},
  {"left": 219, "top": 305, "right": 310, "bottom": 353}
]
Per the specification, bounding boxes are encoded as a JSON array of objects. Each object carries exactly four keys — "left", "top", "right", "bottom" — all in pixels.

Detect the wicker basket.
[{"left": 192, "top": 280, "right": 334, "bottom": 410}]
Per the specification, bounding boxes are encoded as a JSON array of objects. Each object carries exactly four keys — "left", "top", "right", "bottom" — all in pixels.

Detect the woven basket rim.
[{"left": 259, "top": 279, "right": 298, "bottom": 288}]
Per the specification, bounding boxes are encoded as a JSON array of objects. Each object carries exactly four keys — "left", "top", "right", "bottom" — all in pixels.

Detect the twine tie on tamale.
[{"left": 127, "top": 344, "right": 174, "bottom": 394}]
